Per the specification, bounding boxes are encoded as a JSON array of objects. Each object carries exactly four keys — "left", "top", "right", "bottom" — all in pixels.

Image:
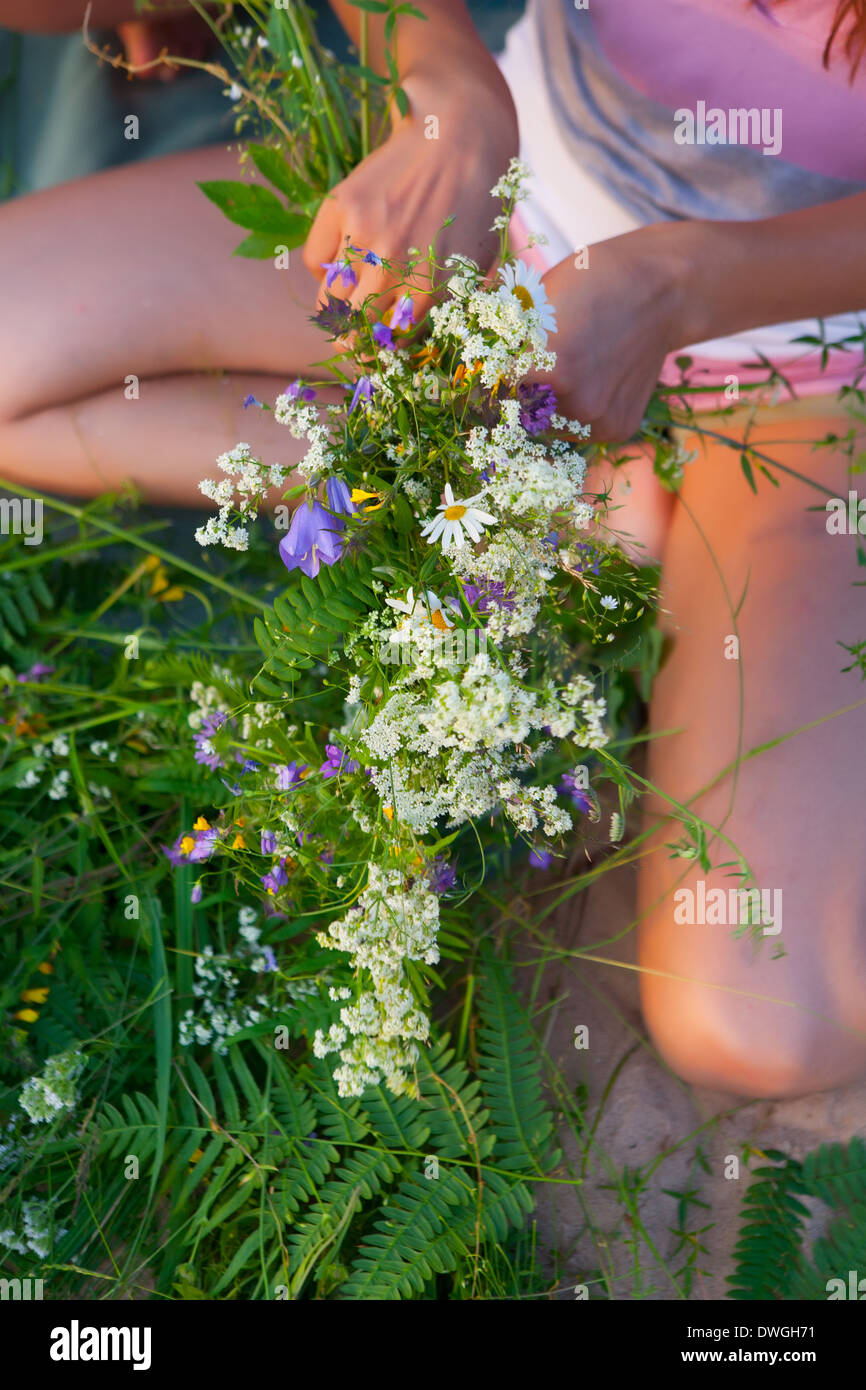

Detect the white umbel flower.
[
  {"left": 497, "top": 261, "right": 557, "bottom": 345},
  {"left": 420, "top": 484, "right": 496, "bottom": 553}
]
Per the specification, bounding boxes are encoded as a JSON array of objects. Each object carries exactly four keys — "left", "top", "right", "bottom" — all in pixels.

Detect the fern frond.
[
  {"left": 728, "top": 1151, "right": 810, "bottom": 1300},
  {"left": 801, "top": 1137, "right": 866, "bottom": 1209},
  {"left": 416, "top": 1034, "right": 489, "bottom": 1160},
  {"left": 338, "top": 1168, "right": 473, "bottom": 1300},
  {"left": 476, "top": 953, "right": 558, "bottom": 1174}
]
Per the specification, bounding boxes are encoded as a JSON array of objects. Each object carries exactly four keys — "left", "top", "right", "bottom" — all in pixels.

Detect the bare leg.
[
  {"left": 0, "top": 372, "right": 344, "bottom": 505},
  {"left": 584, "top": 442, "right": 674, "bottom": 563},
  {"left": 0, "top": 145, "right": 333, "bottom": 501},
  {"left": 637, "top": 397, "right": 866, "bottom": 1097}
]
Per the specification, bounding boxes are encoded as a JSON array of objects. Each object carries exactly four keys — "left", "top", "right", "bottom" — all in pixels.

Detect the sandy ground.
[{"left": 529, "top": 859, "right": 866, "bottom": 1301}]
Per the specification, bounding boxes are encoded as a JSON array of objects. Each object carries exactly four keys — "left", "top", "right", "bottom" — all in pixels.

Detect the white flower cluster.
[
  {"left": 466, "top": 400, "right": 586, "bottom": 530},
  {"left": 196, "top": 443, "right": 287, "bottom": 550},
  {"left": 489, "top": 156, "right": 532, "bottom": 204},
  {"left": 0, "top": 1199, "right": 61, "bottom": 1259},
  {"left": 273, "top": 394, "right": 334, "bottom": 478},
  {"left": 177, "top": 925, "right": 271, "bottom": 1055},
  {"left": 431, "top": 270, "right": 555, "bottom": 388},
  {"left": 313, "top": 866, "right": 440, "bottom": 1097},
  {"left": 19, "top": 1049, "right": 86, "bottom": 1124},
  {"left": 361, "top": 652, "right": 607, "bottom": 835}
]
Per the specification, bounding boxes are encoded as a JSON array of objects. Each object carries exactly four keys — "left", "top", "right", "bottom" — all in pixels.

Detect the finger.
[{"left": 303, "top": 193, "right": 344, "bottom": 285}]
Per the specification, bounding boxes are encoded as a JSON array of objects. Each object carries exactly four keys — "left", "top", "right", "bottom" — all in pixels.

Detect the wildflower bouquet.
[{"left": 185, "top": 159, "right": 658, "bottom": 1098}]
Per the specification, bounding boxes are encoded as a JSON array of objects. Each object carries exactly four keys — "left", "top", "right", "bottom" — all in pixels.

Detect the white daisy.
[
  {"left": 420, "top": 485, "right": 497, "bottom": 553},
  {"left": 385, "top": 588, "right": 416, "bottom": 616},
  {"left": 497, "top": 261, "right": 557, "bottom": 344},
  {"left": 385, "top": 588, "right": 455, "bottom": 631}
]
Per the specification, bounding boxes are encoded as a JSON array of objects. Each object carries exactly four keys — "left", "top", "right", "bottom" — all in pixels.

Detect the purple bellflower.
[
  {"left": 286, "top": 379, "right": 317, "bottom": 401},
  {"left": 279, "top": 499, "right": 345, "bottom": 578},
  {"left": 320, "top": 744, "right": 360, "bottom": 778},
  {"left": 321, "top": 259, "right": 358, "bottom": 290},
  {"left": 390, "top": 295, "right": 415, "bottom": 331},
  {"left": 372, "top": 321, "right": 394, "bottom": 350},
  {"left": 349, "top": 375, "right": 374, "bottom": 414}
]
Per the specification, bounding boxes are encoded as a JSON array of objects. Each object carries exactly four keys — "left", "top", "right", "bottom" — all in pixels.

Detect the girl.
[{"left": 1, "top": 0, "right": 865, "bottom": 1097}]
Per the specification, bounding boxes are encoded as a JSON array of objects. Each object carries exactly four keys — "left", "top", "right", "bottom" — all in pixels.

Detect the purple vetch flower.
[
  {"left": 261, "top": 829, "right": 277, "bottom": 855},
  {"left": 462, "top": 579, "right": 516, "bottom": 614},
  {"left": 286, "top": 379, "right": 317, "bottom": 402},
  {"left": 542, "top": 531, "right": 559, "bottom": 550},
  {"left": 528, "top": 848, "right": 552, "bottom": 870},
  {"left": 319, "top": 848, "right": 335, "bottom": 865},
  {"left": 279, "top": 499, "right": 345, "bottom": 578},
  {"left": 350, "top": 244, "right": 383, "bottom": 267},
  {"left": 429, "top": 857, "right": 457, "bottom": 895},
  {"left": 220, "top": 777, "right": 243, "bottom": 796},
  {"left": 262, "top": 945, "right": 278, "bottom": 972},
  {"left": 242, "top": 393, "right": 263, "bottom": 410},
  {"left": 17, "top": 663, "right": 55, "bottom": 683},
  {"left": 518, "top": 382, "right": 557, "bottom": 436},
  {"left": 275, "top": 761, "right": 308, "bottom": 791},
  {"left": 560, "top": 771, "right": 598, "bottom": 819},
  {"left": 191, "top": 882, "right": 203, "bottom": 904},
  {"left": 320, "top": 744, "right": 360, "bottom": 778},
  {"left": 372, "top": 321, "right": 394, "bottom": 350},
  {"left": 262, "top": 858, "right": 290, "bottom": 896},
  {"left": 325, "top": 476, "right": 356, "bottom": 517},
  {"left": 478, "top": 460, "right": 497, "bottom": 484},
  {"left": 193, "top": 711, "right": 227, "bottom": 770},
  {"left": 296, "top": 830, "right": 311, "bottom": 846},
  {"left": 390, "top": 295, "right": 415, "bottom": 331},
  {"left": 349, "top": 375, "right": 374, "bottom": 414},
  {"left": 567, "top": 540, "right": 601, "bottom": 577},
  {"left": 163, "top": 828, "right": 218, "bottom": 867},
  {"left": 321, "top": 259, "right": 358, "bottom": 290}
]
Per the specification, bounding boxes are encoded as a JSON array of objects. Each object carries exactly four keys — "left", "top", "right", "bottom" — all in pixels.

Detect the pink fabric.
[{"left": 588, "top": 0, "right": 866, "bottom": 182}]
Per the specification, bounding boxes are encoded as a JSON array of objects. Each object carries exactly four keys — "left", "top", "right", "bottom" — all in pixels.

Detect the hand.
[
  {"left": 541, "top": 223, "right": 693, "bottom": 442},
  {"left": 303, "top": 54, "right": 518, "bottom": 325}
]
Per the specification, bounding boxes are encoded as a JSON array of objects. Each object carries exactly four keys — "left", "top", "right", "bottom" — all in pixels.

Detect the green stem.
[{"left": 0, "top": 479, "right": 270, "bottom": 613}]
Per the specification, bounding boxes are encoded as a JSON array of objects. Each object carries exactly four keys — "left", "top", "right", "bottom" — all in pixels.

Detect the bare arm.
[
  {"left": 539, "top": 190, "right": 866, "bottom": 440},
  {"left": 328, "top": 0, "right": 491, "bottom": 80},
  {"left": 676, "top": 191, "right": 866, "bottom": 343},
  {"left": 304, "top": 0, "right": 517, "bottom": 315}
]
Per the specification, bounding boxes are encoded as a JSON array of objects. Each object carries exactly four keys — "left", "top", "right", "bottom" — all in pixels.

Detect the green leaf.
[
  {"left": 198, "top": 179, "right": 307, "bottom": 239},
  {"left": 234, "top": 229, "right": 306, "bottom": 259},
  {"left": 248, "top": 144, "right": 316, "bottom": 207}
]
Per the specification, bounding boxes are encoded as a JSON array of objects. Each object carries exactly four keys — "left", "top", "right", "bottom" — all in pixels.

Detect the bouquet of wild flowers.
[{"left": 176, "top": 158, "right": 657, "bottom": 1098}]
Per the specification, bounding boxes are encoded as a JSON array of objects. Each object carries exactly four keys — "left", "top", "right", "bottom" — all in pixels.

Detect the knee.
[{"left": 640, "top": 979, "right": 858, "bottom": 1099}]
